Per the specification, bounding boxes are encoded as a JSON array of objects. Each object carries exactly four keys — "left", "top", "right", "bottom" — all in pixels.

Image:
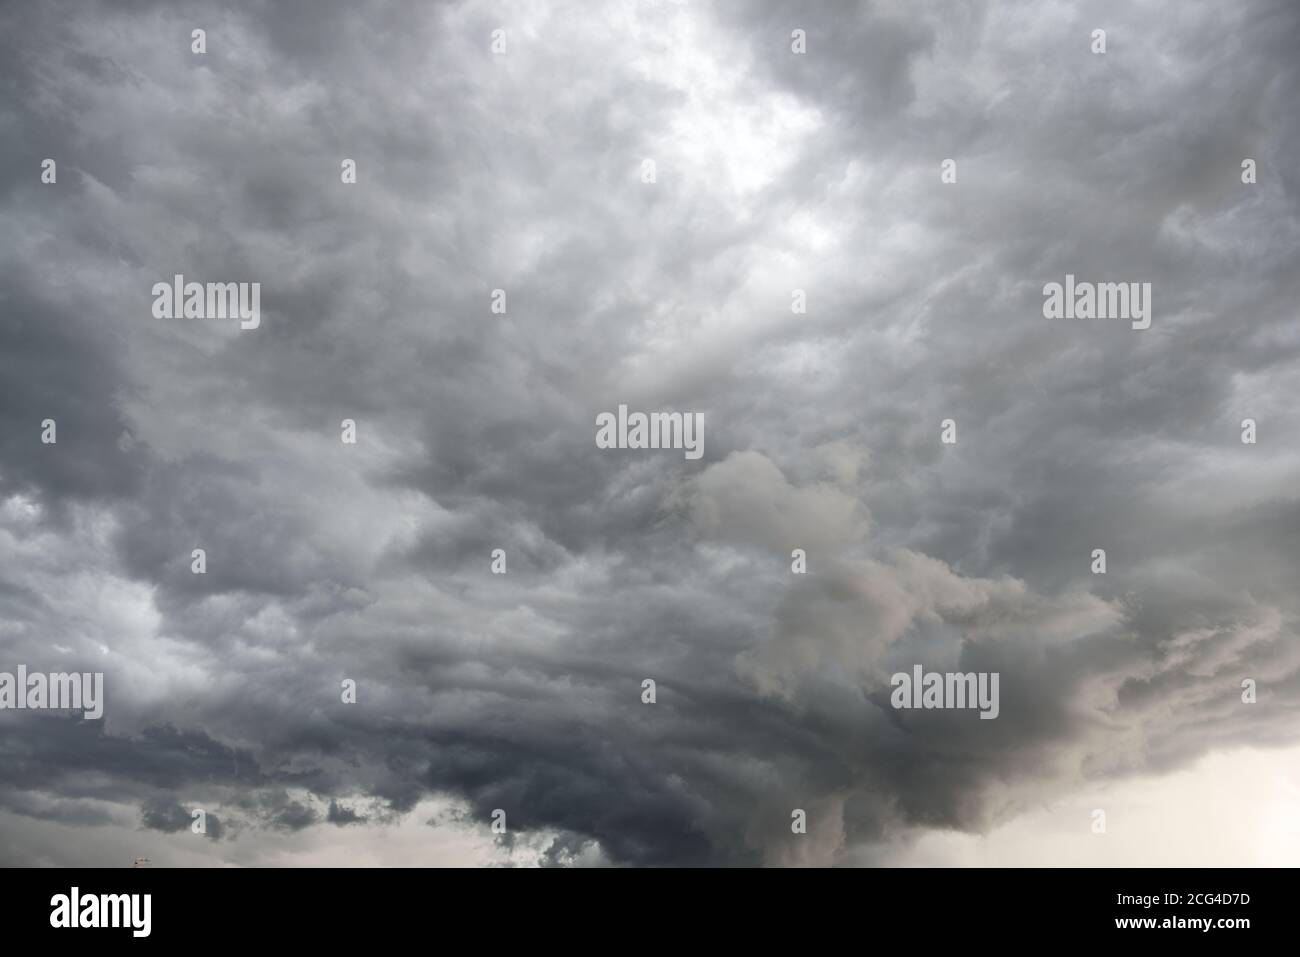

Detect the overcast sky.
[{"left": 2, "top": 0, "right": 1299, "bottom": 867}]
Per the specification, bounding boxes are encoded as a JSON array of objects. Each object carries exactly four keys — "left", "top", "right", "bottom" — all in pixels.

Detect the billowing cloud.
[{"left": 1, "top": 0, "right": 1298, "bottom": 866}]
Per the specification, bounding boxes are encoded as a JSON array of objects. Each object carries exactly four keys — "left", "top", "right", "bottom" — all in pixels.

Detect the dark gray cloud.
[
  {"left": 141, "top": 797, "right": 224, "bottom": 840},
  {"left": 1, "top": 0, "right": 1298, "bottom": 866},
  {"left": 326, "top": 799, "right": 365, "bottom": 826}
]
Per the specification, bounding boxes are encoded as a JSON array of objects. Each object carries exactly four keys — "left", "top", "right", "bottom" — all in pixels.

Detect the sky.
[{"left": 1, "top": 0, "right": 1298, "bottom": 867}]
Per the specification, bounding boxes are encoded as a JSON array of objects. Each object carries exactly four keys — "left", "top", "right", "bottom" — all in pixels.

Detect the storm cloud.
[{"left": 1, "top": 0, "right": 1298, "bottom": 866}]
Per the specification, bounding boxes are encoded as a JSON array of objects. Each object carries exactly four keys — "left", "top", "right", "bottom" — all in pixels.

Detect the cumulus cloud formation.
[{"left": 1, "top": 0, "right": 1298, "bottom": 866}]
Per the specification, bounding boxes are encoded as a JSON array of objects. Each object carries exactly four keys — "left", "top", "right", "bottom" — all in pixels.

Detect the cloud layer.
[{"left": 1, "top": 0, "right": 1298, "bottom": 866}]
